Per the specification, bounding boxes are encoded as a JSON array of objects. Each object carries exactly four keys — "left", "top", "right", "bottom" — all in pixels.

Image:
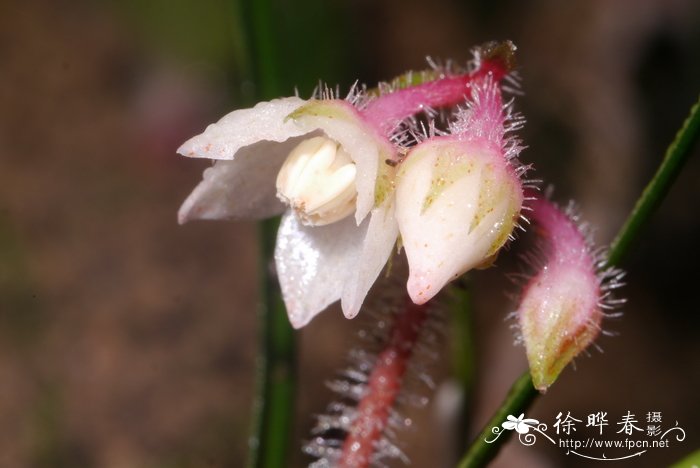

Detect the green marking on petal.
[
  {"left": 374, "top": 150, "right": 396, "bottom": 207},
  {"left": 367, "top": 68, "right": 443, "bottom": 97},
  {"left": 422, "top": 150, "right": 476, "bottom": 214},
  {"left": 469, "top": 163, "right": 496, "bottom": 233},
  {"left": 484, "top": 191, "right": 521, "bottom": 258},
  {"left": 285, "top": 99, "right": 355, "bottom": 122},
  {"left": 398, "top": 142, "right": 477, "bottom": 215}
]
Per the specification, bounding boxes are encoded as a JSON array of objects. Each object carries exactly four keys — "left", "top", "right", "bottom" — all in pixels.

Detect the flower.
[
  {"left": 395, "top": 74, "right": 525, "bottom": 304},
  {"left": 178, "top": 95, "right": 398, "bottom": 328},
  {"left": 178, "top": 61, "right": 508, "bottom": 328},
  {"left": 516, "top": 196, "right": 624, "bottom": 392},
  {"left": 176, "top": 53, "right": 509, "bottom": 327},
  {"left": 502, "top": 414, "right": 539, "bottom": 434}
]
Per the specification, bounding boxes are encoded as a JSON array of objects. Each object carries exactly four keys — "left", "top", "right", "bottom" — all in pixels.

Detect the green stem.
[
  {"left": 449, "top": 277, "right": 476, "bottom": 455},
  {"left": 243, "top": 0, "right": 280, "bottom": 100},
  {"left": 457, "top": 373, "right": 538, "bottom": 468},
  {"left": 457, "top": 95, "right": 700, "bottom": 468},
  {"left": 238, "top": 0, "right": 296, "bottom": 466},
  {"left": 607, "top": 94, "right": 700, "bottom": 267},
  {"left": 249, "top": 218, "right": 296, "bottom": 468},
  {"left": 670, "top": 448, "right": 700, "bottom": 468}
]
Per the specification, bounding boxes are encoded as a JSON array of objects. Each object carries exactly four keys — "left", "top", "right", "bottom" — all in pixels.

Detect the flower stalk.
[
  {"left": 338, "top": 301, "right": 430, "bottom": 467},
  {"left": 607, "top": 94, "right": 700, "bottom": 266},
  {"left": 362, "top": 41, "right": 515, "bottom": 134}
]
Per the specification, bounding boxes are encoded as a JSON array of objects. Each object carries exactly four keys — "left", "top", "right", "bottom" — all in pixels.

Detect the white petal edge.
[
  {"left": 178, "top": 136, "right": 320, "bottom": 223},
  {"left": 340, "top": 198, "right": 398, "bottom": 318},
  {"left": 275, "top": 211, "right": 367, "bottom": 328},
  {"left": 177, "top": 97, "right": 308, "bottom": 160}
]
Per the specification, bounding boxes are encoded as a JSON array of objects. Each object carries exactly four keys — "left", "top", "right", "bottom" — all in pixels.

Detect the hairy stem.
[
  {"left": 338, "top": 302, "right": 429, "bottom": 467},
  {"left": 362, "top": 41, "right": 515, "bottom": 135}
]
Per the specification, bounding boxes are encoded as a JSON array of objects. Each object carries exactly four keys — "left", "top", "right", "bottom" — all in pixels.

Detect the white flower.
[
  {"left": 178, "top": 52, "right": 520, "bottom": 325},
  {"left": 178, "top": 97, "right": 398, "bottom": 328}
]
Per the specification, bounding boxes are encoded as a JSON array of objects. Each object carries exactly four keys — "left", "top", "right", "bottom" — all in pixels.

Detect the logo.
[{"left": 485, "top": 411, "right": 686, "bottom": 461}]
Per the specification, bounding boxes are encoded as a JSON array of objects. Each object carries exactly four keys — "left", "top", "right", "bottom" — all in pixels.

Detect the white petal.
[
  {"left": 177, "top": 97, "right": 307, "bottom": 160},
  {"left": 275, "top": 211, "right": 366, "bottom": 328},
  {"left": 179, "top": 137, "right": 316, "bottom": 223},
  {"left": 289, "top": 100, "right": 392, "bottom": 224},
  {"left": 341, "top": 199, "right": 398, "bottom": 318}
]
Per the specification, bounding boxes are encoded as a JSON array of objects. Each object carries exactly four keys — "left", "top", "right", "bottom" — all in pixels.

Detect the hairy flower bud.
[
  {"left": 395, "top": 75, "right": 525, "bottom": 304},
  {"left": 517, "top": 196, "right": 623, "bottom": 392}
]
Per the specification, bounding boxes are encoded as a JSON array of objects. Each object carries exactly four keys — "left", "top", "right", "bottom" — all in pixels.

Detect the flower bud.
[
  {"left": 395, "top": 137, "right": 523, "bottom": 304},
  {"left": 395, "top": 73, "right": 524, "bottom": 304},
  {"left": 276, "top": 136, "right": 357, "bottom": 226},
  {"left": 517, "top": 197, "right": 621, "bottom": 392}
]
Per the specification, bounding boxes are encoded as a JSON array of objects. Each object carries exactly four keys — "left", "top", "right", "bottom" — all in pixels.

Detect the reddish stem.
[
  {"left": 528, "top": 194, "right": 594, "bottom": 267},
  {"left": 337, "top": 302, "right": 429, "bottom": 467},
  {"left": 362, "top": 45, "right": 512, "bottom": 136}
]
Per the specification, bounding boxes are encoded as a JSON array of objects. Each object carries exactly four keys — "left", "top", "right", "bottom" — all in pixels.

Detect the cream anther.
[{"left": 276, "top": 136, "right": 357, "bottom": 226}]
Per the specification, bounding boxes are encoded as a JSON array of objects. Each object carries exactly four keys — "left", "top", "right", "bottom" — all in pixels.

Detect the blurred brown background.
[{"left": 1, "top": 0, "right": 699, "bottom": 467}]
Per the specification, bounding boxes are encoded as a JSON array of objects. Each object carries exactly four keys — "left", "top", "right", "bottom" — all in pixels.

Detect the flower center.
[{"left": 276, "top": 136, "right": 358, "bottom": 226}]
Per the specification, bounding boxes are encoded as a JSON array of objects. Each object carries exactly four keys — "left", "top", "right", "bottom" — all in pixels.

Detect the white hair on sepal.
[{"left": 345, "top": 79, "right": 376, "bottom": 111}]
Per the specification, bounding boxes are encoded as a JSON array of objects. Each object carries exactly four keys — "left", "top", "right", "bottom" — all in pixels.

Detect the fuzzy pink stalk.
[
  {"left": 528, "top": 197, "right": 597, "bottom": 268},
  {"left": 362, "top": 43, "right": 514, "bottom": 135},
  {"left": 451, "top": 75, "right": 508, "bottom": 148},
  {"left": 337, "top": 302, "right": 429, "bottom": 467},
  {"left": 518, "top": 195, "right": 603, "bottom": 391}
]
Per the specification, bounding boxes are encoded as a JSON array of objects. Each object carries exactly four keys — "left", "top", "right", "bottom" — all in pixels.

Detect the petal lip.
[
  {"left": 275, "top": 211, "right": 367, "bottom": 328},
  {"left": 178, "top": 137, "right": 317, "bottom": 223},
  {"left": 340, "top": 198, "right": 399, "bottom": 318},
  {"left": 177, "top": 96, "right": 308, "bottom": 160}
]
